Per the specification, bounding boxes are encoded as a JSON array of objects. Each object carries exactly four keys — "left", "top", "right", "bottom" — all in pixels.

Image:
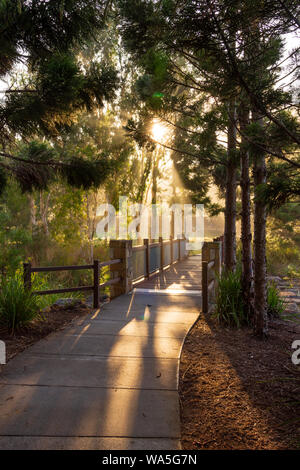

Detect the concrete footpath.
[{"left": 0, "top": 288, "right": 200, "bottom": 450}]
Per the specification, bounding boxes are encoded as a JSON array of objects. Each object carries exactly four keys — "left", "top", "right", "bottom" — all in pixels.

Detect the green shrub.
[
  {"left": 266, "top": 233, "right": 300, "bottom": 279},
  {"left": 267, "top": 282, "right": 284, "bottom": 318},
  {"left": 213, "top": 269, "right": 248, "bottom": 328},
  {"left": 214, "top": 271, "right": 285, "bottom": 328},
  {"left": 0, "top": 272, "right": 41, "bottom": 332}
]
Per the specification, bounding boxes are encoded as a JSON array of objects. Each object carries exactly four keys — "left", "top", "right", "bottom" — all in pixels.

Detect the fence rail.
[{"left": 23, "top": 259, "right": 121, "bottom": 309}]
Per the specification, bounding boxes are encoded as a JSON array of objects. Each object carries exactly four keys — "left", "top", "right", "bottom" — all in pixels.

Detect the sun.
[{"left": 151, "top": 120, "right": 168, "bottom": 141}]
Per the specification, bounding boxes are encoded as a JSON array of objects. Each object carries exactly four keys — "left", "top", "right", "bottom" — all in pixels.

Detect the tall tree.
[
  {"left": 224, "top": 99, "right": 237, "bottom": 271},
  {"left": 238, "top": 103, "right": 253, "bottom": 319}
]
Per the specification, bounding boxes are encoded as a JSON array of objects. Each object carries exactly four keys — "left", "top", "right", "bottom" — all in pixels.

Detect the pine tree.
[{"left": 0, "top": 1, "right": 118, "bottom": 192}]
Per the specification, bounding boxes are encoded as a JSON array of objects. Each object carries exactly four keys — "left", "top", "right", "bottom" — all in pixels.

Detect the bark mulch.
[
  {"left": 179, "top": 314, "right": 300, "bottom": 450},
  {"left": 0, "top": 301, "right": 92, "bottom": 364}
]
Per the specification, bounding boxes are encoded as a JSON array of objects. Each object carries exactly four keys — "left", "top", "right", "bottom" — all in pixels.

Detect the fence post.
[
  {"left": 93, "top": 259, "right": 100, "bottom": 309},
  {"left": 170, "top": 235, "right": 173, "bottom": 265},
  {"left": 220, "top": 235, "right": 224, "bottom": 267},
  {"left": 202, "top": 260, "right": 208, "bottom": 313},
  {"left": 202, "top": 241, "right": 221, "bottom": 281},
  {"left": 159, "top": 236, "right": 163, "bottom": 271},
  {"left": 109, "top": 240, "right": 133, "bottom": 298},
  {"left": 213, "top": 235, "right": 224, "bottom": 267},
  {"left": 23, "top": 262, "right": 32, "bottom": 291},
  {"left": 182, "top": 237, "right": 187, "bottom": 259},
  {"left": 144, "top": 238, "right": 150, "bottom": 279}
]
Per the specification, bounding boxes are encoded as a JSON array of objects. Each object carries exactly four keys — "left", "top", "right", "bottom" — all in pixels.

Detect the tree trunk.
[
  {"left": 252, "top": 111, "right": 268, "bottom": 337},
  {"left": 239, "top": 106, "right": 254, "bottom": 319},
  {"left": 224, "top": 100, "right": 237, "bottom": 271},
  {"left": 29, "top": 195, "right": 37, "bottom": 232},
  {"left": 39, "top": 192, "right": 50, "bottom": 236},
  {"left": 86, "top": 192, "right": 94, "bottom": 263}
]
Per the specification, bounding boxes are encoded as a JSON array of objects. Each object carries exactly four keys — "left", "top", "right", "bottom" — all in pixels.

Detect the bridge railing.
[
  {"left": 108, "top": 237, "right": 188, "bottom": 298},
  {"left": 131, "top": 237, "right": 187, "bottom": 283},
  {"left": 201, "top": 240, "right": 223, "bottom": 314},
  {"left": 23, "top": 237, "right": 188, "bottom": 307}
]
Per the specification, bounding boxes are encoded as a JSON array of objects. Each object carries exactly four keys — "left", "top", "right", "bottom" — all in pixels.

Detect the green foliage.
[
  {"left": 31, "top": 272, "right": 84, "bottom": 310},
  {"left": 266, "top": 204, "right": 300, "bottom": 279},
  {"left": 0, "top": 0, "right": 119, "bottom": 190},
  {"left": 256, "top": 171, "right": 300, "bottom": 210},
  {"left": 214, "top": 271, "right": 286, "bottom": 327},
  {"left": 13, "top": 140, "right": 57, "bottom": 192},
  {"left": 267, "top": 282, "right": 284, "bottom": 318},
  {"left": 0, "top": 271, "right": 40, "bottom": 332},
  {"left": 213, "top": 269, "right": 248, "bottom": 328},
  {"left": 1, "top": 136, "right": 123, "bottom": 193},
  {"left": 1, "top": 56, "right": 118, "bottom": 139},
  {"left": 0, "top": 1, "right": 107, "bottom": 75},
  {"left": 61, "top": 154, "right": 113, "bottom": 190},
  {"left": 0, "top": 167, "right": 7, "bottom": 196},
  {"left": 0, "top": 181, "right": 32, "bottom": 272},
  {"left": 266, "top": 236, "right": 300, "bottom": 279},
  {"left": 267, "top": 111, "right": 300, "bottom": 149},
  {"left": 82, "top": 63, "right": 119, "bottom": 110},
  {"left": 38, "top": 53, "right": 84, "bottom": 111}
]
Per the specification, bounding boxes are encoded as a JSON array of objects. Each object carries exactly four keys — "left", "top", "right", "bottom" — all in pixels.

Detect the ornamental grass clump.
[{"left": 0, "top": 272, "right": 41, "bottom": 332}]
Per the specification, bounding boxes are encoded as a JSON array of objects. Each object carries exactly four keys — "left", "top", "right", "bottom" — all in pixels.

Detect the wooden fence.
[
  {"left": 23, "top": 237, "right": 187, "bottom": 308},
  {"left": 23, "top": 259, "right": 121, "bottom": 309}
]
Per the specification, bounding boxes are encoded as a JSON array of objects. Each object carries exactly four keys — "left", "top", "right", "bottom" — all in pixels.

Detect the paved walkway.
[
  {"left": 136, "top": 255, "right": 202, "bottom": 293},
  {"left": 0, "top": 257, "right": 201, "bottom": 450}
]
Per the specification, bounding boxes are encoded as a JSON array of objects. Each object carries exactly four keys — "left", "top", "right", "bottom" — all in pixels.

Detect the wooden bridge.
[{"left": 23, "top": 236, "right": 223, "bottom": 313}]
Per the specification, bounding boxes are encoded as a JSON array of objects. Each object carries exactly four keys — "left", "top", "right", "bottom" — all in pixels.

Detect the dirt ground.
[
  {"left": 0, "top": 301, "right": 91, "bottom": 363},
  {"left": 179, "top": 315, "right": 300, "bottom": 450}
]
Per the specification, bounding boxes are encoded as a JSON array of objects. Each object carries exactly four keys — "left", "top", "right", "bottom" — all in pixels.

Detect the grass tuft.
[
  {"left": 267, "top": 282, "right": 284, "bottom": 318},
  {"left": 213, "top": 269, "right": 248, "bottom": 328},
  {"left": 0, "top": 272, "right": 41, "bottom": 332}
]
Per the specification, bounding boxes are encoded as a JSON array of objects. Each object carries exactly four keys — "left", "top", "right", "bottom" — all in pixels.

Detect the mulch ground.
[
  {"left": 0, "top": 301, "right": 92, "bottom": 363},
  {"left": 179, "top": 315, "right": 300, "bottom": 450}
]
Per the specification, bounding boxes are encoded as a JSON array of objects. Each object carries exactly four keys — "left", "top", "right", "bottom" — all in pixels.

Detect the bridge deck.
[{"left": 135, "top": 255, "right": 202, "bottom": 293}]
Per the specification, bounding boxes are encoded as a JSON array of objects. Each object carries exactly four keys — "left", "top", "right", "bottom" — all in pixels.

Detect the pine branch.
[
  {"left": 278, "top": 0, "right": 300, "bottom": 28},
  {"left": 226, "top": 110, "right": 300, "bottom": 169},
  {"left": 0, "top": 89, "right": 37, "bottom": 93},
  {"left": 206, "top": 0, "right": 300, "bottom": 146},
  {"left": 150, "top": 136, "right": 224, "bottom": 167},
  {"left": 0, "top": 151, "right": 59, "bottom": 167}
]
